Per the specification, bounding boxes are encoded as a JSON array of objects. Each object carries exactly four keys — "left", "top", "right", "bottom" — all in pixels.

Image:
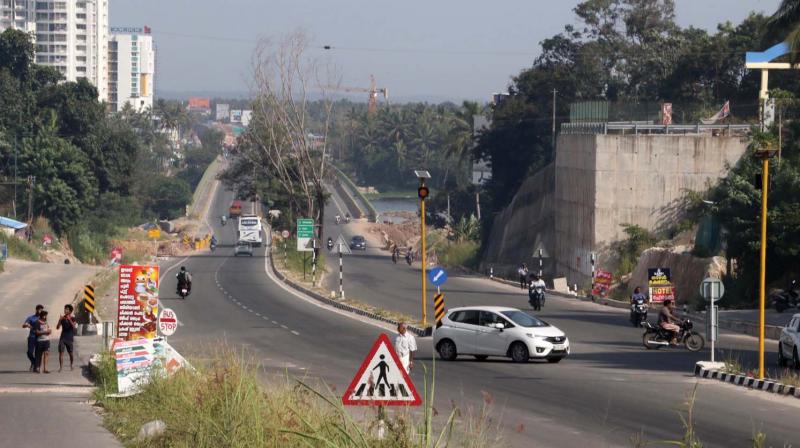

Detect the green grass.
[
  {"left": 0, "top": 233, "right": 41, "bottom": 261},
  {"left": 275, "top": 237, "right": 326, "bottom": 277},
  {"left": 92, "top": 348, "right": 501, "bottom": 448}
]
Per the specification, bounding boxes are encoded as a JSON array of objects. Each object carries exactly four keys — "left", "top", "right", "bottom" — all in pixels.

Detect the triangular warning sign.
[
  {"left": 342, "top": 333, "right": 422, "bottom": 406},
  {"left": 332, "top": 234, "right": 352, "bottom": 255}
]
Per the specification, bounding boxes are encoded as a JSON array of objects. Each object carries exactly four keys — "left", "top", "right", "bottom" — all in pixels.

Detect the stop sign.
[{"left": 159, "top": 308, "right": 178, "bottom": 336}]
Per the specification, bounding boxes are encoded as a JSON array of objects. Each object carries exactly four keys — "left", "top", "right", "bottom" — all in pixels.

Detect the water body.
[{"left": 372, "top": 198, "right": 417, "bottom": 223}]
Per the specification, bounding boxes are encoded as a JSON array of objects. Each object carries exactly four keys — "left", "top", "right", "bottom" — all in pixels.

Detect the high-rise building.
[
  {"left": 0, "top": 0, "right": 109, "bottom": 101},
  {"left": 107, "top": 26, "right": 154, "bottom": 112}
]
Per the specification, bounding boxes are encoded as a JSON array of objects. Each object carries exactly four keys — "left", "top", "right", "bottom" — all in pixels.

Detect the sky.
[{"left": 110, "top": 0, "right": 782, "bottom": 102}]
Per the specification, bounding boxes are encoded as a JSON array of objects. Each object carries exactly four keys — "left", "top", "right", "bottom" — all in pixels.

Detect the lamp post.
[
  {"left": 754, "top": 139, "right": 777, "bottom": 379},
  {"left": 415, "top": 170, "right": 431, "bottom": 329}
]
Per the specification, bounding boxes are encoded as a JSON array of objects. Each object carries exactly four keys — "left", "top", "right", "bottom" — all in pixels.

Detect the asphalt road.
[{"left": 157, "top": 187, "right": 800, "bottom": 447}]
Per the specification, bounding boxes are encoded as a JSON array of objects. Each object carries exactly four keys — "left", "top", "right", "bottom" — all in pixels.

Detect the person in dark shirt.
[
  {"left": 22, "top": 304, "right": 44, "bottom": 372},
  {"left": 56, "top": 304, "right": 76, "bottom": 372},
  {"left": 34, "top": 311, "right": 52, "bottom": 373}
]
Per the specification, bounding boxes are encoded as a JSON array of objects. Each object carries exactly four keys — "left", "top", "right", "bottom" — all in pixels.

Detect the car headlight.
[{"left": 526, "top": 333, "right": 544, "bottom": 340}]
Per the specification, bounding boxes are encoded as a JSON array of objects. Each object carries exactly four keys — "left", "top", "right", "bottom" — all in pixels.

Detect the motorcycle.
[
  {"left": 528, "top": 287, "right": 545, "bottom": 311},
  {"left": 345, "top": 214, "right": 351, "bottom": 224},
  {"left": 221, "top": 216, "right": 227, "bottom": 226},
  {"left": 335, "top": 215, "right": 341, "bottom": 225},
  {"left": 642, "top": 319, "right": 704, "bottom": 351},
  {"left": 630, "top": 299, "right": 648, "bottom": 327},
  {"left": 771, "top": 280, "right": 800, "bottom": 313},
  {"left": 210, "top": 241, "right": 217, "bottom": 252},
  {"left": 177, "top": 282, "right": 190, "bottom": 299},
  {"left": 405, "top": 251, "right": 413, "bottom": 266},
  {"left": 327, "top": 238, "right": 334, "bottom": 251}
]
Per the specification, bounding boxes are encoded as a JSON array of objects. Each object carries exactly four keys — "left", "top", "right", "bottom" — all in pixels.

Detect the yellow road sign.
[
  {"left": 433, "top": 293, "right": 445, "bottom": 325},
  {"left": 147, "top": 228, "right": 161, "bottom": 238},
  {"left": 83, "top": 284, "right": 95, "bottom": 313}
]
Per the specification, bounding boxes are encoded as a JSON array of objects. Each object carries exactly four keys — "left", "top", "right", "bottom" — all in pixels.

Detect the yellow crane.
[{"left": 324, "top": 75, "right": 388, "bottom": 115}]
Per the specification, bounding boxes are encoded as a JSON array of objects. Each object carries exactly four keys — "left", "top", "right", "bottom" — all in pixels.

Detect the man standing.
[
  {"left": 394, "top": 322, "right": 417, "bottom": 373},
  {"left": 518, "top": 264, "right": 529, "bottom": 289},
  {"left": 22, "top": 304, "right": 44, "bottom": 372},
  {"left": 56, "top": 304, "right": 76, "bottom": 372},
  {"left": 34, "top": 310, "right": 52, "bottom": 373}
]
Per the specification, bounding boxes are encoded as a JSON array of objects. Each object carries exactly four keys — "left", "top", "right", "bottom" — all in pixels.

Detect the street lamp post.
[
  {"left": 415, "top": 170, "right": 431, "bottom": 330},
  {"left": 754, "top": 141, "right": 777, "bottom": 379}
]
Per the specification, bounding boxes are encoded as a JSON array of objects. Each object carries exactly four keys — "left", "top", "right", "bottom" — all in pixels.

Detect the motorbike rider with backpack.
[
  {"left": 528, "top": 275, "right": 546, "bottom": 310},
  {"left": 176, "top": 266, "right": 192, "bottom": 296}
]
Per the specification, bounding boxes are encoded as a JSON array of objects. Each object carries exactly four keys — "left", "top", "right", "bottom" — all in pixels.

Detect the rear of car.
[
  {"left": 234, "top": 240, "right": 253, "bottom": 257},
  {"left": 433, "top": 306, "right": 569, "bottom": 363}
]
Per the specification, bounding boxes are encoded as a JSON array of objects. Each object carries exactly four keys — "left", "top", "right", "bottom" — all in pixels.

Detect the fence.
[{"left": 560, "top": 122, "right": 752, "bottom": 136}]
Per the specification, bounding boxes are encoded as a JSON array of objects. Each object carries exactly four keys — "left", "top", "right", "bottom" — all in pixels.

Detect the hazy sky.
[{"left": 110, "top": 0, "right": 781, "bottom": 101}]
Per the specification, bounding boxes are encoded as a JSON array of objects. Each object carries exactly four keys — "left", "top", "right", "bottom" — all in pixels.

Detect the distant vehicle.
[
  {"left": 349, "top": 235, "right": 366, "bottom": 251},
  {"left": 778, "top": 313, "right": 800, "bottom": 369},
  {"left": 434, "top": 306, "right": 570, "bottom": 363},
  {"left": 234, "top": 240, "right": 254, "bottom": 257},
  {"left": 238, "top": 215, "right": 263, "bottom": 246},
  {"left": 771, "top": 280, "right": 800, "bottom": 313},
  {"left": 229, "top": 200, "right": 242, "bottom": 218}
]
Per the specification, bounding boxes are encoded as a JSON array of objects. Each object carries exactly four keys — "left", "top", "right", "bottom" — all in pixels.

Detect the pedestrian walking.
[
  {"left": 518, "top": 264, "right": 529, "bottom": 290},
  {"left": 34, "top": 310, "right": 52, "bottom": 373},
  {"left": 56, "top": 304, "right": 76, "bottom": 372},
  {"left": 22, "top": 304, "right": 44, "bottom": 372},
  {"left": 394, "top": 322, "right": 417, "bottom": 373}
]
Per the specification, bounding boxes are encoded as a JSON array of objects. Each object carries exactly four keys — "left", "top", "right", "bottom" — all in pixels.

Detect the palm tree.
[{"left": 767, "top": 0, "right": 800, "bottom": 62}]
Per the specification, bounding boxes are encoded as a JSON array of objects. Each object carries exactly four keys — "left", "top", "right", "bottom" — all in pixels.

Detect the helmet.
[{"left": 180, "top": 266, "right": 186, "bottom": 272}]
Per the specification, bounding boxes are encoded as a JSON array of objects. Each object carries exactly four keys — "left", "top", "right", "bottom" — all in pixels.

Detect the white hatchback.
[
  {"left": 778, "top": 313, "right": 800, "bottom": 369},
  {"left": 434, "top": 306, "right": 570, "bottom": 363}
]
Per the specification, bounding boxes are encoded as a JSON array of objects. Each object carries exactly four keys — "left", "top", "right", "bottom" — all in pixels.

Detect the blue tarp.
[{"left": 0, "top": 216, "right": 28, "bottom": 230}]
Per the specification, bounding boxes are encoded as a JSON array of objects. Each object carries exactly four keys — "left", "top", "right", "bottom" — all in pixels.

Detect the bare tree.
[{"left": 245, "top": 29, "right": 337, "bottom": 243}]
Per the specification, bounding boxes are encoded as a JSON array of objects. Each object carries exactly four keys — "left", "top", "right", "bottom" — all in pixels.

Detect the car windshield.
[
  {"left": 237, "top": 242, "right": 250, "bottom": 247},
  {"left": 500, "top": 310, "right": 549, "bottom": 328},
  {"left": 352, "top": 236, "right": 364, "bottom": 242}
]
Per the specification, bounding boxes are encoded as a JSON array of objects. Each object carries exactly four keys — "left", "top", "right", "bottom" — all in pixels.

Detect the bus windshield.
[{"left": 240, "top": 218, "right": 259, "bottom": 227}]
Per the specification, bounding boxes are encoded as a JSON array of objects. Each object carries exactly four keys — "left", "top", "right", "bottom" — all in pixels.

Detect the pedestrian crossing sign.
[{"left": 342, "top": 333, "right": 422, "bottom": 406}]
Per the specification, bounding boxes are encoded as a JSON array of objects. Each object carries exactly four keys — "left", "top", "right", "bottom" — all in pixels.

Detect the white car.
[
  {"left": 778, "top": 313, "right": 800, "bottom": 369},
  {"left": 434, "top": 306, "right": 570, "bottom": 363}
]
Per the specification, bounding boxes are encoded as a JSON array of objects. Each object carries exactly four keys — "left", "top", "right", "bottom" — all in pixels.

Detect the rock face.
[
  {"left": 629, "top": 246, "right": 726, "bottom": 305},
  {"left": 480, "top": 163, "right": 555, "bottom": 279}
]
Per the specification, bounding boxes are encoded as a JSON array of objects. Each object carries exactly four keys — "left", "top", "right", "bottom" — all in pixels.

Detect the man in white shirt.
[{"left": 394, "top": 322, "right": 417, "bottom": 373}]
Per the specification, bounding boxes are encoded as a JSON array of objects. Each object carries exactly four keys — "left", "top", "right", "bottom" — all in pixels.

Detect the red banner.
[
  {"left": 117, "top": 265, "right": 159, "bottom": 341},
  {"left": 592, "top": 270, "right": 613, "bottom": 298}
]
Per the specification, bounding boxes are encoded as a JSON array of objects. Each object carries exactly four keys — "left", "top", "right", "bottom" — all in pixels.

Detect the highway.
[{"left": 160, "top": 186, "right": 800, "bottom": 447}]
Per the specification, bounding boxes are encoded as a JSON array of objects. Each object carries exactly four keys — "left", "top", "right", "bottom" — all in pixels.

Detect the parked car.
[
  {"left": 350, "top": 235, "right": 367, "bottom": 251},
  {"left": 778, "top": 313, "right": 800, "bottom": 369},
  {"left": 234, "top": 240, "right": 253, "bottom": 257},
  {"left": 434, "top": 306, "right": 569, "bottom": 363}
]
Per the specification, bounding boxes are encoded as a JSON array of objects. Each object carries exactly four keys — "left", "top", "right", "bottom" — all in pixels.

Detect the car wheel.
[
  {"left": 778, "top": 343, "right": 788, "bottom": 367},
  {"left": 437, "top": 339, "right": 457, "bottom": 361},
  {"left": 794, "top": 348, "right": 800, "bottom": 370},
  {"left": 509, "top": 342, "right": 529, "bottom": 363},
  {"left": 547, "top": 357, "right": 563, "bottom": 364},
  {"left": 474, "top": 355, "right": 488, "bottom": 361}
]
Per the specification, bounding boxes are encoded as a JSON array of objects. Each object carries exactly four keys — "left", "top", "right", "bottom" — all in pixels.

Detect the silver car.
[{"left": 234, "top": 240, "right": 253, "bottom": 257}]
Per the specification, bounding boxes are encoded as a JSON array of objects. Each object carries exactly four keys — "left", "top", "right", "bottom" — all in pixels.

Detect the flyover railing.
[{"left": 560, "top": 122, "right": 753, "bottom": 136}]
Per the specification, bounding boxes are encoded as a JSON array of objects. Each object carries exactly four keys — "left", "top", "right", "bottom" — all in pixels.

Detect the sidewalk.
[{"left": 0, "top": 259, "right": 120, "bottom": 448}]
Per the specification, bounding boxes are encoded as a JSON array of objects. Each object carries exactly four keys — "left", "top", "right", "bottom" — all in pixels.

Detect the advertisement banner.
[
  {"left": 117, "top": 265, "right": 159, "bottom": 340},
  {"left": 592, "top": 270, "right": 613, "bottom": 298},
  {"left": 113, "top": 337, "right": 188, "bottom": 395},
  {"left": 648, "top": 268, "right": 674, "bottom": 303}
]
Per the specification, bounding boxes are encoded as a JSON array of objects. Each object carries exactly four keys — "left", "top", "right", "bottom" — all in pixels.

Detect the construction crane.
[{"left": 324, "top": 75, "right": 388, "bottom": 115}]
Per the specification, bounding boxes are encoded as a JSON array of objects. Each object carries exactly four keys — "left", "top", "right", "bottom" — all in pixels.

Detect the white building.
[
  {"left": 108, "top": 26, "right": 154, "bottom": 112},
  {"left": 0, "top": 0, "right": 109, "bottom": 101}
]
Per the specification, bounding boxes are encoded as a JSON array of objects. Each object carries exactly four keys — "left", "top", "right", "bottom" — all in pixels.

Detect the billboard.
[
  {"left": 113, "top": 337, "right": 188, "bottom": 395},
  {"left": 216, "top": 103, "right": 230, "bottom": 121},
  {"left": 230, "top": 109, "right": 243, "bottom": 123},
  {"left": 241, "top": 110, "right": 252, "bottom": 127},
  {"left": 188, "top": 97, "right": 210, "bottom": 110},
  {"left": 592, "top": 270, "right": 613, "bottom": 298},
  {"left": 117, "top": 264, "right": 159, "bottom": 340},
  {"left": 647, "top": 268, "right": 675, "bottom": 303}
]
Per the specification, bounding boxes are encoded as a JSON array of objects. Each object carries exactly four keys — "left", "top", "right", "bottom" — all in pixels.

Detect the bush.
[
  {"left": 143, "top": 176, "right": 192, "bottom": 220},
  {"left": 0, "top": 232, "right": 41, "bottom": 261},
  {"left": 439, "top": 240, "right": 480, "bottom": 269},
  {"left": 614, "top": 224, "right": 656, "bottom": 277}
]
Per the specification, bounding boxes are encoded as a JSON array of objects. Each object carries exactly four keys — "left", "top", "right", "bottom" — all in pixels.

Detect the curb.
[
  {"left": 268, "top": 249, "right": 429, "bottom": 337},
  {"left": 693, "top": 362, "right": 800, "bottom": 398}
]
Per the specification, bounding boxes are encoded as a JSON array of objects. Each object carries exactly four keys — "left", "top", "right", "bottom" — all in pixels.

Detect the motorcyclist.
[
  {"left": 528, "top": 275, "right": 546, "bottom": 307},
  {"left": 176, "top": 266, "right": 192, "bottom": 295},
  {"left": 391, "top": 245, "right": 399, "bottom": 264},
  {"left": 221, "top": 215, "right": 227, "bottom": 226},
  {"left": 335, "top": 214, "right": 341, "bottom": 225},
  {"left": 630, "top": 286, "right": 648, "bottom": 322},
  {"left": 406, "top": 246, "right": 414, "bottom": 265},
  {"left": 658, "top": 299, "right": 681, "bottom": 345},
  {"left": 327, "top": 237, "right": 334, "bottom": 250},
  {"left": 345, "top": 213, "right": 351, "bottom": 223}
]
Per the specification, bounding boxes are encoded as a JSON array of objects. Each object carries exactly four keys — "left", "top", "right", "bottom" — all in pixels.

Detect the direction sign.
[
  {"left": 158, "top": 308, "right": 178, "bottom": 336},
  {"left": 281, "top": 230, "right": 290, "bottom": 239},
  {"left": 342, "top": 333, "right": 421, "bottom": 406},
  {"left": 332, "top": 234, "right": 352, "bottom": 255},
  {"left": 699, "top": 277, "right": 725, "bottom": 302},
  {"left": 297, "top": 218, "right": 314, "bottom": 252},
  {"left": 428, "top": 267, "right": 448, "bottom": 286}
]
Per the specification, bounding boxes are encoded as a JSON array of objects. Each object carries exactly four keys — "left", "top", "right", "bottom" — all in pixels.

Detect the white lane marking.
[
  {"left": 291, "top": 330, "right": 300, "bottom": 336},
  {"left": 280, "top": 324, "right": 288, "bottom": 330},
  {"left": 272, "top": 320, "right": 278, "bottom": 325},
  {"left": 255, "top": 312, "right": 261, "bottom": 317},
  {"left": 248, "top": 309, "right": 254, "bottom": 313}
]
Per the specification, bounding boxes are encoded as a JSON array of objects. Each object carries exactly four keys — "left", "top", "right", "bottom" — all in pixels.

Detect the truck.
[
  {"left": 237, "top": 215, "right": 263, "bottom": 246},
  {"left": 229, "top": 200, "right": 242, "bottom": 218}
]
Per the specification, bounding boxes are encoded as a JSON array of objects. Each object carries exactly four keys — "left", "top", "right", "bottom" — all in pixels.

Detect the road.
[{"left": 154, "top": 186, "right": 800, "bottom": 447}]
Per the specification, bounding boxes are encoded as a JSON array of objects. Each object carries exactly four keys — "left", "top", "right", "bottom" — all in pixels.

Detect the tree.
[
  {"left": 766, "top": 0, "right": 800, "bottom": 62},
  {"left": 143, "top": 176, "right": 191, "bottom": 220}
]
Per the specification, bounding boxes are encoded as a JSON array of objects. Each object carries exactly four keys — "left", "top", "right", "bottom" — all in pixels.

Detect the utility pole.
[
  {"left": 13, "top": 135, "right": 18, "bottom": 219},
  {"left": 552, "top": 89, "right": 557, "bottom": 149},
  {"left": 27, "top": 175, "right": 35, "bottom": 225}
]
